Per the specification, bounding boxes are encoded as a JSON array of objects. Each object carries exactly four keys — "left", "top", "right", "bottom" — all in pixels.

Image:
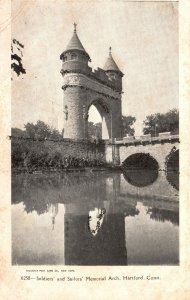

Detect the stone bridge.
[{"left": 105, "top": 134, "right": 179, "bottom": 171}]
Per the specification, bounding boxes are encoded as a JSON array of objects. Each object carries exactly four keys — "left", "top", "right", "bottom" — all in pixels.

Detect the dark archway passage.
[
  {"left": 122, "top": 153, "right": 159, "bottom": 187},
  {"left": 166, "top": 149, "right": 179, "bottom": 171},
  {"left": 122, "top": 153, "right": 159, "bottom": 170},
  {"left": 166, "top": 149, "right": 179, "bottom": 190}
]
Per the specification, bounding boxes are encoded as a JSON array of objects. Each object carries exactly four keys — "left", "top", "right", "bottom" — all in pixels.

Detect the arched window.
[
  {"left": 109, "top": 72, "right": 116, "bottom": 80},
  {"left": 71, "top": 54, "right": 77, "bottom": 60}
]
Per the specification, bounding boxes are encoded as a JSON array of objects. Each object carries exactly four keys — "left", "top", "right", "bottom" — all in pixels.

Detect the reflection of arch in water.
[
  {"left": 122, "top": 169, "right": 158, "bottom": 188},
  {"left": 88, "top": 208, "right": 106, "bottom": 236},
  {"left": 122, "top": 153, "right": 159, "bottom": 170},
  {"left": 166, "top": 149, "right": 179, "bottom": 191},
  {"left": 120, "top": 170, "right": 179, "bottom": 202},
  {"left": 64, "top": 202, "right": 128, "bottom": 265},
  {"left": 166, "top": 170, "right": 179, "bottom": 191}
]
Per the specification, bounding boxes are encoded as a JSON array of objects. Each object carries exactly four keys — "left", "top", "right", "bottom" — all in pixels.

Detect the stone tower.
[{"left": 60, "top": 24, "right": 124, "bottom": 139}]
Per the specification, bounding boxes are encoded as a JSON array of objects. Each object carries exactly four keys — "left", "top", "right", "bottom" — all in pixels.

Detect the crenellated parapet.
[
  {"left": 62, "top": 73, "right": 122, "bottom": 99},
  {"left": 92, "top": 67, "right": 122, "bottom": 92},
  {"left": 61, "top": 64, "right": 123, "bottom": 93}
]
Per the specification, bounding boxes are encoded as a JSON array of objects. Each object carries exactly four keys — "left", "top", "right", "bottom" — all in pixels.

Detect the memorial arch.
[{"left": 60, "top": 24, "right": 123, "bottom": 140}]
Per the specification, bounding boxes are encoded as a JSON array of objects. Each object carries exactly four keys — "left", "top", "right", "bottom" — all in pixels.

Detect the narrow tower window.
[{"left": 71, "top": 54, "right": 77, "bottom": 60}]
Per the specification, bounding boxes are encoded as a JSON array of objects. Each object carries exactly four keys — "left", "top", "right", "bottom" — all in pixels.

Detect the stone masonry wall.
[
  {"left": 62, "top": 71, "right": 122, "bottom": 140},
  {"left": 105, "top": 142, "right": 179, "bottom": 170},
  {"left": 63, "top": 87, "right": 86, "bottom": 139},
  {"left": 12, "top": 138, "right": 106, "bottom": 170}
]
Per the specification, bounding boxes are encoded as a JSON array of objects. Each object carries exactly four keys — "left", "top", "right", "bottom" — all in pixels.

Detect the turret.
[
  {"left": 60, "top": 26, "right": 124, "bottom": 140},
  {"left": 103, "top": 47, "right": 123, "bottom": 91},
  {"left": 60, "top": 23, "right": 91, "bottom": 76}
]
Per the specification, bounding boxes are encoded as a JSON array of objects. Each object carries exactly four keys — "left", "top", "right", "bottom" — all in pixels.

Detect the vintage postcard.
[{"left": 1, "top": 0, "right": 190, "bottom": 299}]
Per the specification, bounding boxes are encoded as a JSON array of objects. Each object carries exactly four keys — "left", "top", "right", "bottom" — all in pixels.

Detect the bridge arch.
[
  {"left": 166, "top": 148, "right": 179, "bottom": 171},
  {"left": 107, "top": 140, "right": 179, "bottom": 171},
  {"left": 122, "top": 153, "right": 159, "bottom": 170},
  {"left": 165, "top": 148, "right": 179, "bottom": 190},
  {"left": 122, "top": 153, "right": 159, "bottom": 187}
]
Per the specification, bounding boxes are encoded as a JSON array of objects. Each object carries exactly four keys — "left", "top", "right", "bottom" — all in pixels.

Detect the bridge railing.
[{"left": 114, "top": 132, "right": 179, "bottom": 145}]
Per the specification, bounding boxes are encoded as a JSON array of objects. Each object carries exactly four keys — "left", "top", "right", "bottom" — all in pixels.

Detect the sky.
[{"left": 12, "top": 0, "right": 178, "bottom": 135}]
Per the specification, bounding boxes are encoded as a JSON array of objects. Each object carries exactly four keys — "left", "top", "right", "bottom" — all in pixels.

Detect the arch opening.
[
  {"left": 122, "top": 153, "right": 159, "bottom": 187},
  {"left": 88, "top": 105, "right": 102, "bottom": 140},
  {"left": 166, "top": 149, "right": 179, "bottom": 171},
  {"left": 122, "top": 153, "right": 159, "bottom": 170},
  {"left": 87, "top": 99, "right": 111, "bottom": 140},
  {"left": 166, "top": 149, "right": 179, "bottom": 191}
]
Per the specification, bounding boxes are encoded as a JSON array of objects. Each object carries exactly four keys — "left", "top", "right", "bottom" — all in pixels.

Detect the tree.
[
  {"left": 22, "top": 120, "right": 62, "bottom": 140},
  {"left": 11, "top": 128, "right": 27, "bottom": 138},
  {"left": 24, "top": 120, "right": 62, "bottom": 140},
  {"left": 24, "top": 122, "right": 36, "bottom": 139},
  {"left": 32, "top": 120, "right": 51, "bottom": 139},
  {"left": 50, "top": 128, "right": 63, "bottom": 139},
  {"left": 11, "top": 39, "right": 26, "bottom": 77},
  {"left": 143, "top": 109, "right": 179, "bottom": 136},
  {"left": 88, "top": 122, "right": 102, "bottom": 140},
  {"left": 122, "top": 115, "right": 136, "bottom": 136},
  {"left": 12, "top": 120, "right": 62, "bottom": 140}
]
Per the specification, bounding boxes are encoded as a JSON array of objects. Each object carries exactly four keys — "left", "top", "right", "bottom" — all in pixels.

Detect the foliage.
[
  {"left": 24, "top": 120, "right": 52, "bottom": 139},
  {"left": 50, "top": 128, "right": 62, "bottom": 139},
  {"left": 88, "top": 122, "right": 102, "bottom": 140},
  {"left": 11, "top": 128, "right": 27, "bottom": 138},
  {"left": 11, "top": 138, "right": 107, "bottom": 171},
  {"left": 122, "top": 115, "right": 136, "bottom": 136},
  {"left": 11, "top": 138, "right": 30, "bottom": 168},
  {"left": 87, "top": 116, "right": 136, "bottom": 139},
  {"left": 11, "top": 39, "right": 26, "bottom": 77},
  {"left": 12, "top": 120, "right": 62, "bottom": 140},
  {"left": 23, "top": 122, "right": 37, "bottom": 139},
  {"left": 143, "top": 109, "right": 179, "bottom": 136}
]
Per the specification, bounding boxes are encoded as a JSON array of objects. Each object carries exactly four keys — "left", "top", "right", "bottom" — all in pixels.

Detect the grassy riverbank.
[{"left": 11, "top": 137, "right": 114, "bottom": 173}]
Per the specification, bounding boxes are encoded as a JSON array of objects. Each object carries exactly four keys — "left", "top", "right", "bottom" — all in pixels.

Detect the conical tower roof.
[
  {"left": 104, "top": 47, "right": 122, "bottom": 73},
  {"left": 61, "top": 23, "right": 90, "bottom": 59},
  {"left": 66, "top": 31, "right": 86, "bottom": 52}
]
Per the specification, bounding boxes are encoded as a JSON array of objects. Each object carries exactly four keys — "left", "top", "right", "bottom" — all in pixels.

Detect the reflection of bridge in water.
[
  {"left": 120, "top": 170, "right": 178, "bottom": 202},
  {"left": 12, "top": 170, "right": 179, "bottom": 214}
]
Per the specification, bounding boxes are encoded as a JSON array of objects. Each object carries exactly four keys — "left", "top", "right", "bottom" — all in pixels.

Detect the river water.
[{"left": 12, "top": 169, "right": 179, "bottom": 265}]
